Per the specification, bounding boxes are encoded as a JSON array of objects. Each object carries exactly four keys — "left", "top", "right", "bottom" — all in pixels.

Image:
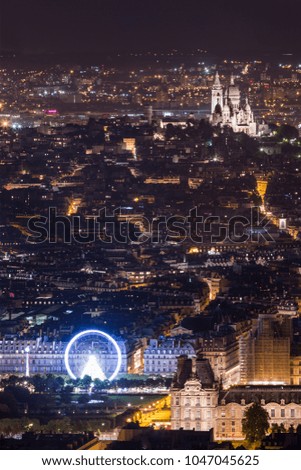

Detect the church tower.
[
  {"left": 211, "top": 71, "right": 223, "bottom": 115},
  {"left": 227, "top": 73, "right": 240, "bottom": 113}
]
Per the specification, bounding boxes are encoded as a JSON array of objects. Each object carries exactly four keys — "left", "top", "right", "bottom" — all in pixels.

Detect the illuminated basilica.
[{"left": 210, "top": 72, "right": 257, "bottom": 136}]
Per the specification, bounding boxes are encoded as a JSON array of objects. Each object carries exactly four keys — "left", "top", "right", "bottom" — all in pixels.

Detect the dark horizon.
[{"left": 1, "top": 0, "right": 301, "bottom": 64}]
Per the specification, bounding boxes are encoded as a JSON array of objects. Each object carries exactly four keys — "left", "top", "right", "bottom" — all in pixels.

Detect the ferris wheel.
[{"left": 64, "top": 329, "right": 122, "bottom": 381}]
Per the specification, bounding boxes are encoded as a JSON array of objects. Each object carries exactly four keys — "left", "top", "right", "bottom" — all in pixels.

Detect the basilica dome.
[{"left": 227, "top": 74, "right": 240, "bottom": 102}]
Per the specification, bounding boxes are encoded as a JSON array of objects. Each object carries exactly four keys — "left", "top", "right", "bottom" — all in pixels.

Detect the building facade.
[
  {"left": 290, "top": 356, "right": 301, "bottom": 386},
  {"left": 171, "top": 357, "right": 218, "bottom": 432},
  {"left": 171, "top": 357, "right": 301, "bottom": 440},
  {"left": 144, "top": 338, "right": 195, "bottom": 375},
  {"left": 0, "top": 335, "right": 143, "bottom": 377},
  {"left": 215, "top": 387, "right": 301, "bottom": 441},
  {"left": 197, "top": 333, "right": 240, "bottom": 389}
]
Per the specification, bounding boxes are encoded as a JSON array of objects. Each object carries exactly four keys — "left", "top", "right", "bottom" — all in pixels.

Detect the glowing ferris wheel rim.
[{"left": 64, "top": 329, "right": 122, "bottom": 381}]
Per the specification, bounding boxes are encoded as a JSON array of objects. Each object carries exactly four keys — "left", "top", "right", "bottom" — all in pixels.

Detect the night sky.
[{"left": 1, "top": 0, "right": 301, "bottom": 60}]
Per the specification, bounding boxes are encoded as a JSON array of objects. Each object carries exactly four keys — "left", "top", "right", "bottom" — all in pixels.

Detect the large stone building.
[
  {"left": 215, "top": 386, "right": 301, "bottom": 440},
  {"left": 0, "top": 335, "right": 143, "bottom": 377},
  {"left": 144, "top": 338, "right": 195, "bottom": 375},
  {"left": 171, "top": 357, "right": 218, "bottom": 432},
  {"left": 143, "top": 333, "right": 239, "bottom": 385},
  {"left": 197, "top": 332, "right": 240, "bottom": 389},
  {"left": 210, "top": 72, "right": 257, "bottom": 136},
  {"left": 171, "top": 357, "right": 301, "bottom": 440}
]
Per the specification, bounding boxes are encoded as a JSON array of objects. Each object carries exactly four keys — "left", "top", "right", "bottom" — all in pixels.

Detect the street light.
[{"left": 24, "top": 346, "right": 30, "bottom": 377}]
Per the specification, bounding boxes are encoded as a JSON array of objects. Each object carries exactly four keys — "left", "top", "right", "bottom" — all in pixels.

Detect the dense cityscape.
[{"left": 1, "top": 0, "right": 301, "bottom": 452}]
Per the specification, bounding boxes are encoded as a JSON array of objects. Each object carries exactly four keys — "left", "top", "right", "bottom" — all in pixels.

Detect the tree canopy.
[
  {"left": 276, "top": 124, "right": 299, "bottom": 141},
  {"left": 242, "top": 402, "right": 269, "bottom": 443}
]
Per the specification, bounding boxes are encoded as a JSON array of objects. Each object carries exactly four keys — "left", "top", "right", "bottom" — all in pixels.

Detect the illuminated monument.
[{"left": 210, "top": 72, "right": 257, "bottom": 136}]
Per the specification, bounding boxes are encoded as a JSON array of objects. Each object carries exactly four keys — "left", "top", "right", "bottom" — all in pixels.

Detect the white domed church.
[{"left": 210, "top": 72, "right": 257, "bottom": 136}]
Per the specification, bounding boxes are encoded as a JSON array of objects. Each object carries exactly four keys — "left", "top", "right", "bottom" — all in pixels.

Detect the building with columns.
[{"left": 210, "top": 72, "right": 257, "bottom": 136}]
